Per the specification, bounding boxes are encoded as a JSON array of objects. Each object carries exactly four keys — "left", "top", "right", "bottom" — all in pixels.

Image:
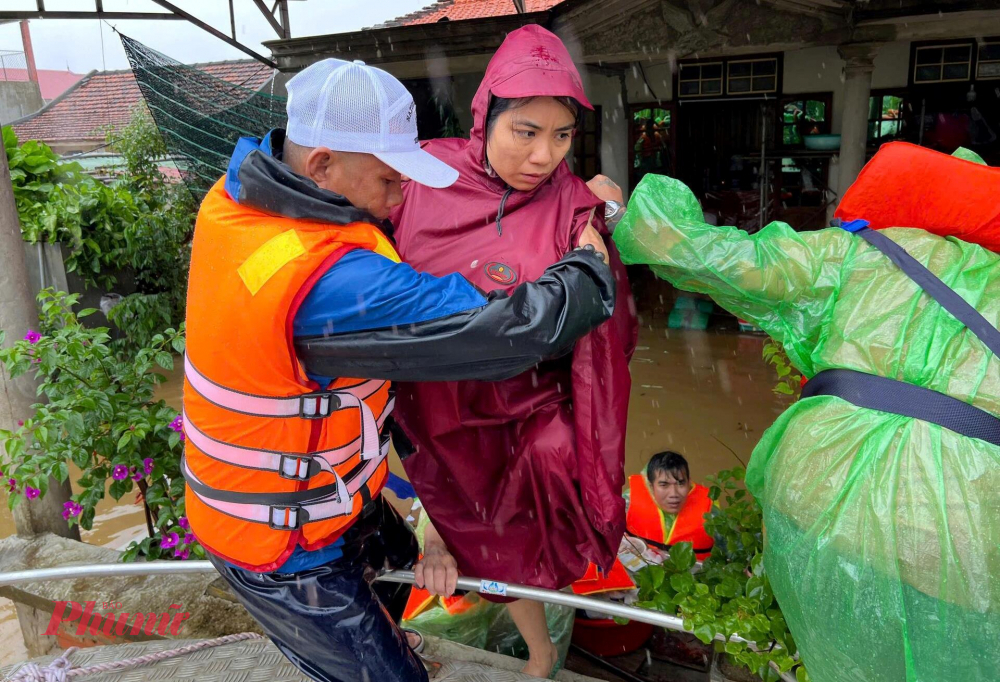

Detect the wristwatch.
[{"left": 604, "top": 199, "right": 624, "bottom": 229}]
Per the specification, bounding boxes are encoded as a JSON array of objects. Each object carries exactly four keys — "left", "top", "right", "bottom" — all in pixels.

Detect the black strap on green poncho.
[{"left": 802, "top": 219, "right": 1000, "bottom": 447}]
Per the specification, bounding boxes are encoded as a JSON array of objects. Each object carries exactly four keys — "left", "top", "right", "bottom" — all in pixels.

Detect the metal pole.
[
  {"left": 918, "top": 97, "right": 926, "bottom": 146},
  {"left": 277, "top": 0, "right": 290, "bottom": 40},
  {"left": 0, "top": 562, "right": 797, "bottom": 682},
  {"left": 759, "top": 105, "right": 766, "bottom": 232},
  {"left": 0, "top": 561, "right": 215, "bottom": 586},
  {"left": 147, "top": 0, "right": 277, "bottom": 68}
]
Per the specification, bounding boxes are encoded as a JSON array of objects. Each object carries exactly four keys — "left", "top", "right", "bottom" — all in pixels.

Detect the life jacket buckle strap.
[
  {"left": 278, "top": 454, "right": 320, "bottom": 481},
  {"left": 299, "top": 391, "right": 340, "bottom": 419},
  {"left": 268, "top": 505, "right": 308, "bottom": 531}
]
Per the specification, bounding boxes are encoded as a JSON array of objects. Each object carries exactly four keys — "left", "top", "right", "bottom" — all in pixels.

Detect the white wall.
[
  {"left": 872, "top": 41, "right": 910, "bottom": 89},
  {"left": 624, "top": 60, "right": 674, "bottom": 104},
  {"left": 581, "top": 69, "right": 630, "bottom": 197}
]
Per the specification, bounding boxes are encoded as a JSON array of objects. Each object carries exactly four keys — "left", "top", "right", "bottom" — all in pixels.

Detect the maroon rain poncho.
[{"left": 390, "top": 25, "right": 638, "bottom": 590}]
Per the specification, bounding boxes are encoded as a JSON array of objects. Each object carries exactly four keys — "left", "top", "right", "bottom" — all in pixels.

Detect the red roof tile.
[
  {"left": 0, "top": 68, "right": 85, "bottom": 100},
  {"left": 12, "top": 60, "right": 272, "bottom": 147},
  {"left": 383, "top": 0, "right": 564, "bottom": 27}
]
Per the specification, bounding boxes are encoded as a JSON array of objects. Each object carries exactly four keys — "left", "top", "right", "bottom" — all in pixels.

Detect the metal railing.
[{"left": 0, "top": 561, "right": 797, "bottom": 682}]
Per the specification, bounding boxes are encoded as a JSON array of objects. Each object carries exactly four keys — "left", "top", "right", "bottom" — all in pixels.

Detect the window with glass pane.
[
  {"left": 913, "top": 44, "right": 972, "bottom": 83},
  {"left": 728, "top": 59, "right": 778, "bottom": 94},
  {"left": 978, "top": 42, "right": 1000, "bottom": 79},
  {"left": 868, "top": 94, "right": 907, "bottom": 144},
  {"left": 631, "top": 106, "right": 672, "bottom": 188},
  {"left": 678, "top": 62, "right": 723, "bottom": 97},
  {"left": 572, "top": 106, "right": 602, "bottom": 180},
  {"left": 782, "top": 98, "right": 828, "bottom": 145}
]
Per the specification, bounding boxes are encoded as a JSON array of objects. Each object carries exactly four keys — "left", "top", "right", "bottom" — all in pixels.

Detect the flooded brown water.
[{"left": 0, "top": 325, "right": 788, "bottom": 666}]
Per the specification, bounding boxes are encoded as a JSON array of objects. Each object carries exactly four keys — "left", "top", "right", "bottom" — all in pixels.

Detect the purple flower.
[
  {"left": 177, "top": 516, "right": 189, "bottom": 530},
  {"left": 112, "top": 465, "right": 129, "bottom": 481},
  {"left": 25, "top": 486, "right": 40, "bottom": 499},
  {"left": 174, "top": 548, "right": 190, "bottom": 560},
  {"left": 143, "top": 458, "right": 154, "bottom": 475},
  {"left": 184, "top": 533, "right": 194, "bottom": 544},
  {"left": 16, "top": 420, "right": 23, "bottom": 427},
  {"left": 7, "top": 478, "right": 17, "bottom": 493},
  {"left": 62, "top": 500, "right": 82, "bottom": 520},
  {"left": 168, "top": 416, "right": 185, "bottom": 443},
  {"left": 131, "top": 467, "right": 144, "bottom": 482},
  {"left": 160, "top": 532, "right": 179, "bottom": 549},
  {"left": 23, "top": 330, "right": 41, "bottom": 344},
  {"left": 31, "top": 358, "right": 41, "bottom": 365}
]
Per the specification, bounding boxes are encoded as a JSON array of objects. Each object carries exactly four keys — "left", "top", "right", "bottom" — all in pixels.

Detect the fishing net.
[
  {"left": 119, "top": 33, "right": 285, "bottom": 201},
  {"left": 614, "top": 172, "right": 1000, "bottom": 682}
]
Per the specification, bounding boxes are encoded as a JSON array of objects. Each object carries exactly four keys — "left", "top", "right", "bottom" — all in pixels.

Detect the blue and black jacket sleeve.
[{"left": 293, "top": 248, "right": 615, "bottom": 383}]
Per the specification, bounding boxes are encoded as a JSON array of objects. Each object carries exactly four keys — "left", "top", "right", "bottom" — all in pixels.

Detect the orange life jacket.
[
  {"left": 182, "top": 178, "right": 402, "bottom": 572},
  {"left": 626, "top": 475, "right": 714, "bottom": 560},
  {"left": 402, "top": 553, "right": 479, "bottom": 621},
  {"left": 571, "top": 559, "right": 636, "bottom": 596},
  {"left": 401, "top": 588, "right": 478, "bottom": 621}
]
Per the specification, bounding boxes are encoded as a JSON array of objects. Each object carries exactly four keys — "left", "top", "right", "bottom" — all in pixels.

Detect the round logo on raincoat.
[{"left": 485, "top": 262, "right": 518, "bottom": 285}]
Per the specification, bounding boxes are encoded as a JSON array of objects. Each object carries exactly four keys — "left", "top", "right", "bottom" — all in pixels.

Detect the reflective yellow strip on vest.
[
  {"left": 372, "top": 231, "right": 402, "bottom": 264},
  {"left": 237, "top": 229, "right": 307, "bottom": 296}
]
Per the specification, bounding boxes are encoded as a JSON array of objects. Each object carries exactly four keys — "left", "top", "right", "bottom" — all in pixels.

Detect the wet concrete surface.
[{"left": 0, "top": 323, "right": 789, "bottom": 667}]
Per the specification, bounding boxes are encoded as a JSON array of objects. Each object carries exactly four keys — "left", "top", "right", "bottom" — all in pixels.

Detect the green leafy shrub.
[
  {"left": 4, "top": 126, "right": 136, "bottom": 290},
  {"left": 0, "top": 290, "right": 200, "bottom": 562},
  {"left": 104, "top": 111, "right": 192, "bottom": 356},
  {"left": 633, "top": 468, "right": 808, "bottom": 682},
  {"left": 763, "top": 339, "right": 802, "bottom": 398},
  {"left": 4, "top": 110, "right": 194, "bottom": 359}
]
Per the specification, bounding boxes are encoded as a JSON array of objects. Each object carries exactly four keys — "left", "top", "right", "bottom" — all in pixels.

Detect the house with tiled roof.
[
  {"left": 12, "top": 60, "right": 272, "bottom": 155},
  {"left": 377, "top": 0, "right": 562, "bottom": 27}
]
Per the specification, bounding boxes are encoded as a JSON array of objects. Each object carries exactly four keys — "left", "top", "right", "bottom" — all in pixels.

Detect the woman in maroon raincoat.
[{"left": 390, "top": 26, "right": 637, "bottom": 676}]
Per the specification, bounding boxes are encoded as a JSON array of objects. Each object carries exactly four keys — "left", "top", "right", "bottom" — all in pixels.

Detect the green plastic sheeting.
[
  {"left": 401, "top": 504, "right": 575, "bottom": 671},
  {"left": 613, "top": 174, "right": 1000, "bottom": 682}
]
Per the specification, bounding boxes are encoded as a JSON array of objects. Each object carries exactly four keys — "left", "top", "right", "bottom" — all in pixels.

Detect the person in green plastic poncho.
[{"left": 612, "top": 150, "right": 1000, "bottom": 682}]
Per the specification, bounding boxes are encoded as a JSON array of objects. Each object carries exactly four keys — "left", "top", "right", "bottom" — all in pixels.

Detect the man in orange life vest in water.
[
  {"left": 573, "top": 451, "right": 714, "bottom": 597},
  {"left": 626, "top": 451, "right": 714, "bottom": 561}
]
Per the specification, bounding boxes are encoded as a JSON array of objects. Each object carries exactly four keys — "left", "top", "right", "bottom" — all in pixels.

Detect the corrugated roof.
[
  {"left": 12, "top": 60, "right": 272, "bottom": 147},
  {"left": 380, "top": 0, "right": 564, "bottom": 27}
]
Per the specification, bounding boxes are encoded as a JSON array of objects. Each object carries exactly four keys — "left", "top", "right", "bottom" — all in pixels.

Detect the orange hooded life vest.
[
  {"left": 182, "top": 178, "right": 402, "bottom": 572},
  {"left": 626, "top": 474, "right": 714, "bottom": 560}
]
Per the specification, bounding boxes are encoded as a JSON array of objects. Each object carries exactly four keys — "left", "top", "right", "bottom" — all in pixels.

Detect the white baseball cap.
[{"left": 285, "top": 58, "right": 459, "bottom": 189}]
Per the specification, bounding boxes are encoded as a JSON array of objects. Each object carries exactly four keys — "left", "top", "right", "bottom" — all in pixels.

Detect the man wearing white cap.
[{"left": 182, "top": 58, "right": 616, "bottom": 682}]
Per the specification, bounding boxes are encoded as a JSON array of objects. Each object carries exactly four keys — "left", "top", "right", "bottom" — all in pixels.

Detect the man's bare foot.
[{"left": 520, "top": 642, "right": 559, "bottom": 678}]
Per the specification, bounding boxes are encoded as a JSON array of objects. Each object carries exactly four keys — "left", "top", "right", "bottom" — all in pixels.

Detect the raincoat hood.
[
  {"left": 387, "top": 25, "right": 637, "bottom": 591},
  {"left": 468, "top": 24, "right": 593, "bottom": 174}
]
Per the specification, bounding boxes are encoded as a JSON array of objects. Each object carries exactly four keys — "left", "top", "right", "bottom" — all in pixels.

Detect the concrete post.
[
  {"left": 0, "top": 137, "right": 79, "bottom": 541},
  {"left": 835, "top": 43, "right": 880, "bottom": 209},
  {"left": 20, "top": 21, "right": 39, "bottom": 85}
]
